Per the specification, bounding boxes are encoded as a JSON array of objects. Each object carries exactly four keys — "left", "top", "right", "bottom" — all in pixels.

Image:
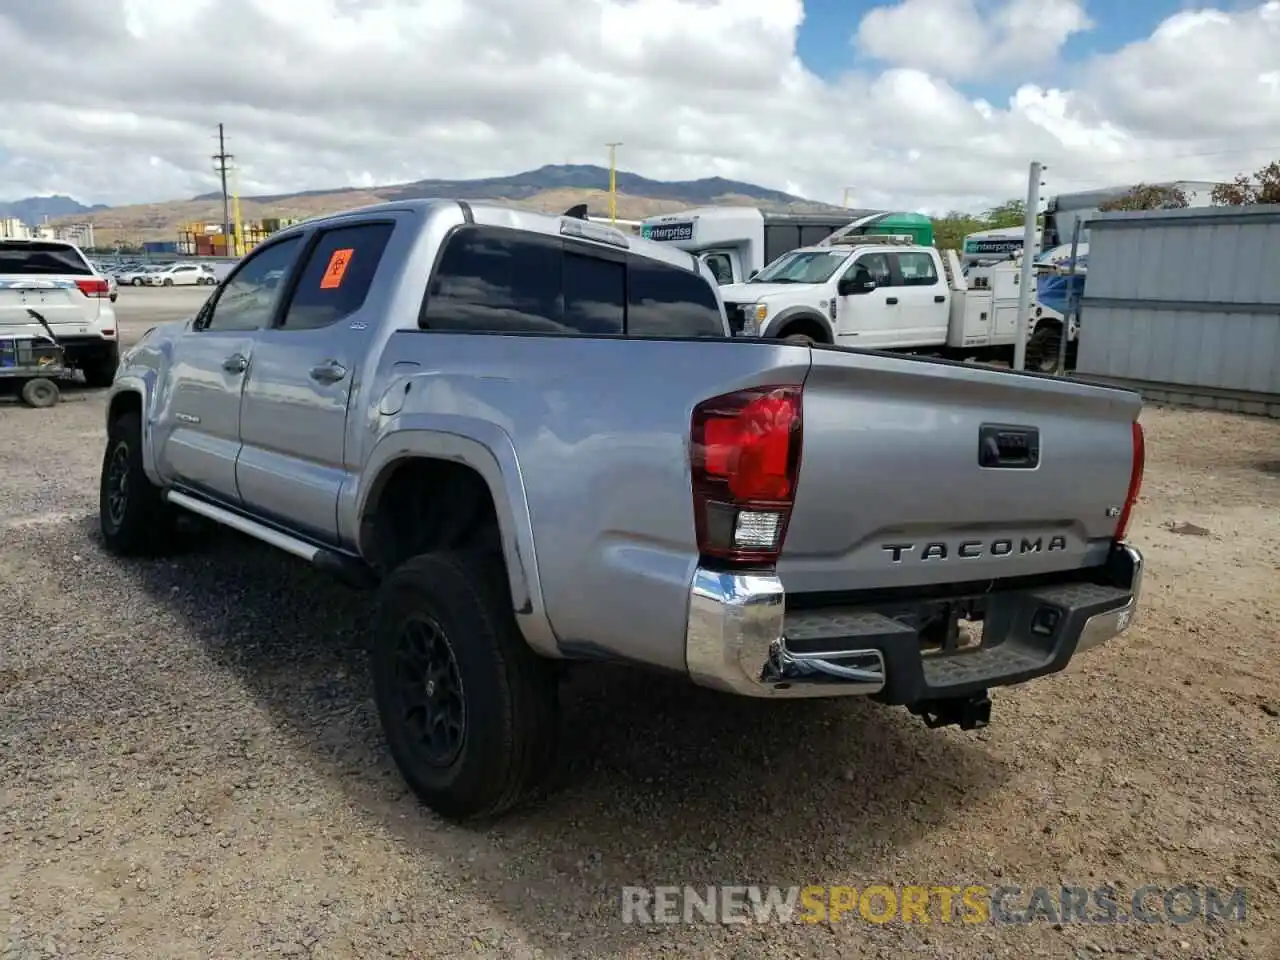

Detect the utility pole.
[
  {"left": 1012, "top": 160, "right": 1044, "bottom": 372},
  {"left": 605, "top": 142, "right": 622, "bottom": 223},
  {"left": 213, "top": 123, "right": 234, "bottom": 251}
]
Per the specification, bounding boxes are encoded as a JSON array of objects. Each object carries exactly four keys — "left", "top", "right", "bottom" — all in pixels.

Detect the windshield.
[
  {"left": 0, "top": 241, "right": 92, "bottom": 276},
  {"left": 752, "top": 250, "right": 849, "bottom": 284}
]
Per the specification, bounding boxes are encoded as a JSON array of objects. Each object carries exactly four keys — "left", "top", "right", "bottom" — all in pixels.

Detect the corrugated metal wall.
[{"left": 1077, "top": 204, "right": 1280, "bottom": 405}]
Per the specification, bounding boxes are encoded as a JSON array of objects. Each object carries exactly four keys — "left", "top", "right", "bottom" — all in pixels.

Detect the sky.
[{"left": 0, "top": 0, "right": 1277, "bottom": 214}]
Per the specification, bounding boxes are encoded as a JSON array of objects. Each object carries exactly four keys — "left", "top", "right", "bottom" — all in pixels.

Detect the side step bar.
[{"left": 164, "top": 490, "right": 377, "bottom": 588}]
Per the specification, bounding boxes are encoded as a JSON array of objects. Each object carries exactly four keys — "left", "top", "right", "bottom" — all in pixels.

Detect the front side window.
[
  {"left": 848, "top": 252, "right": 892, "bottom": 287},
  {"left": 204, "top": 236, "right": 302, "bottom": 332},
  {"left": 702, "top": 253, "right": 733, "bottom": 285}
]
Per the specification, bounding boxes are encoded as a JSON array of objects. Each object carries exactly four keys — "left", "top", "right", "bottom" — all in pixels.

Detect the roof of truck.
[{"left": 286, "top": 198, "right": 708, "bottom": 276}]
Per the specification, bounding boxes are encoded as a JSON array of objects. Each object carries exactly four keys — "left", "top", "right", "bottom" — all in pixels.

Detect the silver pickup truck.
[{"left": 98, "top": 199, "right": 1146, "bottom": 821}]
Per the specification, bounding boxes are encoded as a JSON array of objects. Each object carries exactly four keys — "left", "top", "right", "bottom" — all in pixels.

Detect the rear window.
[
  {"left": 420, "top": 225, "right": 724, "bottom": 338},
  {"left": 0, "top": 241, "right": 92, "bottom": 276}
]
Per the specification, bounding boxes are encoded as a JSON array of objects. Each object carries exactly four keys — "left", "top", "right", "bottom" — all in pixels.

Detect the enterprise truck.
[{"left": 638, "top": 207, "right": 887, "bottom": 286}]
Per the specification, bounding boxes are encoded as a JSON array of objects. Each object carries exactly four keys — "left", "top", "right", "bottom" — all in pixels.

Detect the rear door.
[
  {"left": 236, "top": 218, "right": 398, "bottom": 543},
  {"left": 0, "top": 241, "right": 101, "bottom": 334},
  {"left": 155, "top": 235, "right": 305, "bottom": 502},
  {"left": 888, "top": 250, "right": 949, "bottom": 346}
]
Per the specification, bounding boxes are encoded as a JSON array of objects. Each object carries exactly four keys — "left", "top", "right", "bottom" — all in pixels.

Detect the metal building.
[{"left": 1075, "top": 204, "right": 1280, "bottom": 418}]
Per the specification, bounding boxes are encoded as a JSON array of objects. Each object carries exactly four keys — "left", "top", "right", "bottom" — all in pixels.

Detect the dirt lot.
[{"left": 2, "top": 355, "right": 1277, "bottom": 957}]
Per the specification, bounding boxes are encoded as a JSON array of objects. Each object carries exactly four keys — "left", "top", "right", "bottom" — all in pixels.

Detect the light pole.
[
  {"left": 1012, "top": 160, "right": 1044, "bottom": 372},
  {"left": 606, "top": 142, "right": 623, "bottom": 223}
]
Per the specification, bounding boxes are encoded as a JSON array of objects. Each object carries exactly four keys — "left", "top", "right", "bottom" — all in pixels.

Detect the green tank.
[{"left": 846, "top": 211, "right": 935, "bottom": 246}]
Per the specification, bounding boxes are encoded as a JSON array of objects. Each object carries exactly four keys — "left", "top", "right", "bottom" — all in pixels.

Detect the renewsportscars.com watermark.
[{"left": 621, "top": 884, "right": 1248, "bottom": 926}]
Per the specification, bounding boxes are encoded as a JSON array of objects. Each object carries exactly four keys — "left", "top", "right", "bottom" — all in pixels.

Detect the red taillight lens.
[
  {"left": 691, "top": 385, "right": 802, "bottom": 564},
  {"left": 1114, "top": 420, "right": 1145, "bottom": 540},
  {"left": 75, "top": 278, "right": 110, "bottom": 298}
]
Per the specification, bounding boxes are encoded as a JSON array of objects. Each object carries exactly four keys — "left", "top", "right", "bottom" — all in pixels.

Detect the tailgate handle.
[{"left": 979, "top": 424, "right": 1040, "bottom": 469}]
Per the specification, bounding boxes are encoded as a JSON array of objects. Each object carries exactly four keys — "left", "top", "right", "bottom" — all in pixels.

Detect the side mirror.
[{"left": 838, "top": 276, "right": 875, "bottom": 296}]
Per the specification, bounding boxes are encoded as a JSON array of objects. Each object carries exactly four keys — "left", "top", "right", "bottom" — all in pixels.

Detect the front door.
[
  {"left": 156, "top": 235, "right": 304, "bottom": 502},
  {"left": 834, "top": 252, "right": 898, "bottom": 346},
  {"left": 236, "top": 220, "right": 397, "bottom": 544}
]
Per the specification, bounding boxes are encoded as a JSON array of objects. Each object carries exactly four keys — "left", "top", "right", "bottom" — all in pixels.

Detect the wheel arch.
[{"left": 763, "top": 307, "right": 834, "bottom": 343}]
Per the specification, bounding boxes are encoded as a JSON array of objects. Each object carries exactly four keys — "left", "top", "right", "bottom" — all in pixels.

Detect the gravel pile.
[{"left": 1, "top": 393, "right": 1277, "bottom": 959}]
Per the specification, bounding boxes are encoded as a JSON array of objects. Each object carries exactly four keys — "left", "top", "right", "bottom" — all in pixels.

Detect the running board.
[{"left": 164, "top": 490, "right": 377, "bottom": 588}]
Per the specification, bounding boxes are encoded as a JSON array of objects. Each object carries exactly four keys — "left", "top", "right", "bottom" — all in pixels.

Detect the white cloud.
[
  {"left": 0, "top": 0, "right": 1277, "bottom": 214},
  {"left": 854, "top": 0, "right": 1094, "bottom": 82}
]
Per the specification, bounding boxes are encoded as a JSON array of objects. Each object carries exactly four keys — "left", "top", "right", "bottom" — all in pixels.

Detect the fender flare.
[
  {"left": 348, "top": 415, "right": 560, "bottom": 658},
  {"left": 105, "top": 376, "right": 166, "bottom": 487},
  {"left": 762, "top": 306, "right": 835, "bottom": 341}
]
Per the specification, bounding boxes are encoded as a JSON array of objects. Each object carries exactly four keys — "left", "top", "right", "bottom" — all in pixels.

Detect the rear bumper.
[{"left": 685, "top": 543, "right": 1143, "bottom": 701}]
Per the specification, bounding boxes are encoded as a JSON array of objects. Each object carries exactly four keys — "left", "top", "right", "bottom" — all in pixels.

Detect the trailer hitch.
[{"left": 909, "top": 691, "right": 992, "bottom": 731}]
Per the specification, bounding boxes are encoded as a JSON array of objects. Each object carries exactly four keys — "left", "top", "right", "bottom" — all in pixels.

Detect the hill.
[
  {"left": 0, "top": 195, "right": 109, "bottom": 223},
  {"left": 37, "top": 164, "right": 846, "bottom": 248}
]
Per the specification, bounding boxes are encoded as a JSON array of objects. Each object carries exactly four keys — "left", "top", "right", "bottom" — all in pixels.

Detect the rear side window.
[
  {"left": 895, "top": 251, "right": 938, "bottom": 286},
  {"left": 0, "top": 241, "right": 91, "bottom": 276},
  {"left": 422, "top": 227, "right": 566, "bottom": 332},
  {"left": 563, "top": 251, "right": 624, "bottom": 334},
  {"left": 280, "top": 222, "right": 395, "bottom": 330},
  {"left": 627, "top": 257, "right": 725, "bottom": 337},
  {"left": 420, "top": 225, "right": 724, "bottom": 338}
]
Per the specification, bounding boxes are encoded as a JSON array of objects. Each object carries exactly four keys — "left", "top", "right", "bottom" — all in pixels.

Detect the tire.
[
  {"left": 20, "top": 378, "right": 59, "bottom": 408},
  {"left": 1026, "top": 324, "right": 1063, "bottom": 373},
  {"left": 371, "top": 551, "right": 560, "bottom": 821},
  {"left": 98, "top": 411, "right": 177, "bottom": 555},
  {"left": 131, "top": 278, "right": 143, "bottom": 286},
  {"left": 162, "top": 278, "right": 173, "bottom": 287},
  {"left": 80, "top": 345, "right": 121, "bottom": 389}
]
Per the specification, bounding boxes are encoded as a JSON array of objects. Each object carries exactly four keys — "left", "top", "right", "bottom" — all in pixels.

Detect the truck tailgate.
[{"left": 779, "top": 350, "right": 1142, "bottom": 593}]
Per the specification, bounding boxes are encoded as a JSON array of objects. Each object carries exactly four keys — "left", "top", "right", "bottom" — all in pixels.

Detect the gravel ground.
[{"left": 1, "top": 357, "right": 1277, "bottom": 958}]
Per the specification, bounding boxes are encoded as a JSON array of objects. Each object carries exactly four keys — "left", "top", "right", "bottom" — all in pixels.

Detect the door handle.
[
  {"left": 222, "top": 353, "right": 248, "bottom": 374},
  {"left": 934, "top": 295, "right": 946, "bottom": 303},
  {"left": 309, "top": 360, "right": 348, "bottom": 384},
  {"left": 886, "top": 297, "right": 899, "bottom": 305}
]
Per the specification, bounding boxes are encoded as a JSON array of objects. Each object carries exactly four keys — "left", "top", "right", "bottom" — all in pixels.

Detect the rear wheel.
[
  {"left": 19, "top": 378, "right": 59, "bottom": 408},
  {"left": 1026, "top": 323, "right": 1063, "bottom": 373},
  {"left": 371, "top": 551, "right": 560, "bottom": 821},
  {"left": 131, "top": 277, "right": 144, "bottom": 286},
  {"left": 99, "top": 411, "right": 177, "bottom": 555}
]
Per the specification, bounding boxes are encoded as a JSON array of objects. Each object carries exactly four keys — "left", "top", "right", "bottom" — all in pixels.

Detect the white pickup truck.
[{"left": 720, "top": 235, "right": 1070, "bottom": 367}]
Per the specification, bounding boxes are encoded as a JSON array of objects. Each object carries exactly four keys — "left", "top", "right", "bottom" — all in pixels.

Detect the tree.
[
  {"left": 1211, "top": 161, "right": 1280, "bottom": 206},
  {"left": 1097, "top": 183, "right": 1189, "bottom": 212},
  {"left": 931, "top": 210, "right": 985, "bottom": 251},
  {"left": 982, "top": 199, "right": 1027, "bottom": 229}
]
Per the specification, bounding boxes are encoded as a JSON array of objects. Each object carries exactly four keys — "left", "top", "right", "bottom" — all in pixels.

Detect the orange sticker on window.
[{"left": 319, "top": 248, "right": 355, "bottom": 289}]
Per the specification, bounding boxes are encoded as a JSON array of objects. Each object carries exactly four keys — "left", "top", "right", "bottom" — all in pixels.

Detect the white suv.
[{"left": 0, "top": 239, "right": 119, "bottom": 387}]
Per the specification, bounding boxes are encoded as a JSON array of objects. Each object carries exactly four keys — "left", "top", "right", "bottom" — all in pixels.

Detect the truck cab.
[{"left": 721, "top": 236, "right": 954, "bottom": 349}]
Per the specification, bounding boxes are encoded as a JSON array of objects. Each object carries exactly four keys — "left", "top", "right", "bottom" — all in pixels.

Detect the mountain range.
[
  {"left": 0, "top": 195, "right": 110, "bottom": 223},
  {"left": 7, "top": 165, "right": 847, "bottom": 248}
]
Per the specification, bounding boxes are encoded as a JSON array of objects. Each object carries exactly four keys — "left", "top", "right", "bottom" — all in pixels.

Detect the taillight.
[
  {"left": 1114, "top": 420, "right": 1145, "bottom": 540},
  {"left": 690, "top": 385, "right": 803, "bottom": 564},
  {"left": 75, "top": 278, "right": 110, "bottom": 298}
]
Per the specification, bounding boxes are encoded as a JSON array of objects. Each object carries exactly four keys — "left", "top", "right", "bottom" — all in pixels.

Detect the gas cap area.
[{"left": 378, "top": 363, "right": 420, "bottom": 416}]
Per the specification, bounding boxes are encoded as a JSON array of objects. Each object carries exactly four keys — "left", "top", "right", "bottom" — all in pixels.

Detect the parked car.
[
  {"left": 0, "top": 238, "right": 120, "bottom": 386},
  {"left": 141, "top": 262, "right": 218, "bottom": 287},
  {"left": 97, "top": 199, "right": 1147, "bottom": 821},
  {"left": 116, "top": 264, "right": 165, "bottom": 286}
]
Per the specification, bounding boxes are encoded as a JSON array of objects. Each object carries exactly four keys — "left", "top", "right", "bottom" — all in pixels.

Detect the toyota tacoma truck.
[{"left": 97, "top": 199, "right": 1146, "bottom": 821}]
